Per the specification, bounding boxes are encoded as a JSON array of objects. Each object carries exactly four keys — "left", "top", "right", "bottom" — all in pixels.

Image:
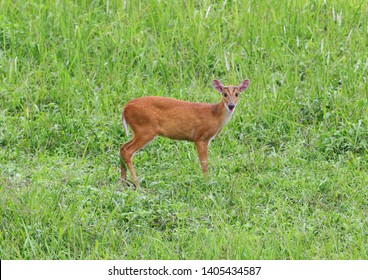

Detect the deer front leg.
[{"left": 195, "top": 140, "right": 209, "bottom": 175}]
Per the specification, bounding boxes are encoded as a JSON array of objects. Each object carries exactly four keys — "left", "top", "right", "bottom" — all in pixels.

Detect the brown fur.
[{"left": 120, "top": 79, "right": 250, "bottom": 188}]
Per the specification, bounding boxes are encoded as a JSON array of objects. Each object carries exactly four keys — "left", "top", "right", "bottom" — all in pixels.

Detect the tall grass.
[{"left": 1, "top": 0, "right": 367, "bottom": 259}]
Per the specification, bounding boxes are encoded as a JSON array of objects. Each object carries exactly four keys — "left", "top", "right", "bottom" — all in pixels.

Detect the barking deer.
[{"left": 120, "top": 79, "right": 250, "bottom": 188}]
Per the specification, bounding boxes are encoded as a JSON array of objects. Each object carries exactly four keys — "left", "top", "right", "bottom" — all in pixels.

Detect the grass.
[{"left": 0, "top": 0, "right": 367, "bottom": 259}]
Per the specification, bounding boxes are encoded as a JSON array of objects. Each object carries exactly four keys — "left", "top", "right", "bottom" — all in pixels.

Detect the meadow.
[{"left": 0, "top": 0, "right": 367, "bottom": 259}]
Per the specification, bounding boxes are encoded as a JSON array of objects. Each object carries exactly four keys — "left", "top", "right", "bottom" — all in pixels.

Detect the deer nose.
[{"left": 228, "top": 103, "right": 235, "bottom": 111}]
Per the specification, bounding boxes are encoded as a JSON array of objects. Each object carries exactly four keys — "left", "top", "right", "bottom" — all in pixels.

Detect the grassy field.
[{"left": 1, "top": 0, "right": 367, "bottom": 259}]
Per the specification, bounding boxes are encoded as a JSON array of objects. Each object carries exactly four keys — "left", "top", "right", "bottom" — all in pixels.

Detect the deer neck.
[{"left": 211, "top": 101, "right": 234, "bottom": 127}]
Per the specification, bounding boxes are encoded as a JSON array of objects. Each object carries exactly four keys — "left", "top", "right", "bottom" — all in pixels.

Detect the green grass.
[{"left": 1, "top": 0, "right": 367, "bottom": 259}]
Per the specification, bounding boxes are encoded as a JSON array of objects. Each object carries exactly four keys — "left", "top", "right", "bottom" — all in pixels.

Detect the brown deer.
[{"left": 120, "top": 79, "right": 250, "bottom": 188}]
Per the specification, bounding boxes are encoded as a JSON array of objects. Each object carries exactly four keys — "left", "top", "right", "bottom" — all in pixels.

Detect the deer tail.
[{"left": 122, "top": 108, "right": 129, "bottom": 137}]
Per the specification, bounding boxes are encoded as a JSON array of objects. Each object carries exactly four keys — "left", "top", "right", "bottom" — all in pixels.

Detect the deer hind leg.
[
  {"left": 120, "top": 133, "right": 156, "bottom": 188},
  {"left": 195, "top": 140, "right": 209, "bottom": 176},
  {"left": 120, "top": 139, "right": 133, "bottom": 181}
]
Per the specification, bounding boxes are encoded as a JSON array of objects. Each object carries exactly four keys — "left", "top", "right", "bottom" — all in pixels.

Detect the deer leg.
[
  {"left": 195, "top": 140, "right": 209, "bottom": 175},
  {"left": 120, "top": 134, "right": 156, "bottom": 188},
  {"left": 120, "top": 139, "right": 133, "bottom": 181}
]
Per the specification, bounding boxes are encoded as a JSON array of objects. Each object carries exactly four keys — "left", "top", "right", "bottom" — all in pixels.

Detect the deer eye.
[
  {"left": 235, "top": 93, "right": 239, "bottom": 97},
  {"left": 223, "top": 93, "right": 227, "bottom": 98}
]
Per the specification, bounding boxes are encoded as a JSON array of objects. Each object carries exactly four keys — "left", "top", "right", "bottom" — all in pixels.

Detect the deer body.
[
  {"left": 123, "top": 96, "right": 232, "bottom": 141},
  {"left": 120, "top": 79, "right": 250, "bottom": 188}
]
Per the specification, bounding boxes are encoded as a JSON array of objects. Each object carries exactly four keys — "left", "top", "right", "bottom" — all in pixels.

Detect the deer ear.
[
  {"left": 213, "top": 79, "right": 224, "bottom": 93},
  {"left": 238, "top": 79, "right": 250, "bottom": 92}
]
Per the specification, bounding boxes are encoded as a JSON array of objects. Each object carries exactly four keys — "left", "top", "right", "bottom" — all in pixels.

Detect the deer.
[{"left": 120, "top": 79, "right": 250, "bottom": 188}]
